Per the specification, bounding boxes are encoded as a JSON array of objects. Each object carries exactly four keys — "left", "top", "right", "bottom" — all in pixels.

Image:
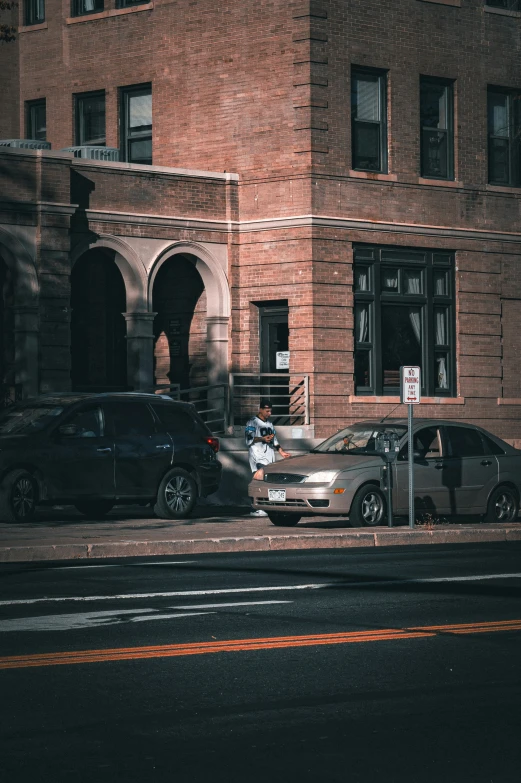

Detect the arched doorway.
[
  {"left": 0, "top": 254, "right": 15, "bottom": 406},
  {"left": 152, "top": 255, "right": 207, "bottom": 390},
  {"left": 71, "top": 249, "right": 127, "bottom": 391}
]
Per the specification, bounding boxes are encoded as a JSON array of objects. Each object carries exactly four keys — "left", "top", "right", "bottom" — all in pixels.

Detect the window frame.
[
  {"left": 119, "top": 83, "right": 152, "bottom": 165},
  {"left": 26, "top": 99, "right": 46, "bottom": 141},
  {"left": 488, "top": 86, "right": 521, "bottom": 187},
  {"left": 420, "top": 76, "right": 454, "bottom": 180},
  {"left": 25, "top": 0, "right": 45, "bottom": 25},
  {"left": 71, "top": 0, "right": 104, "bottom": 17},
  {"left": 75, "top": 90, "right": 106, "bottom": 147},
  {"left": 351, "top": 66, "right": 388, "bottom": 174},
  {"left": 116, "top": 0, "right": 147, "bottom": 7},
  {"left": 353, "top": 245, "right": 456, "bottom": 397},
  {"left": 486, "top": 1, "right": 521, "bottom": 10}
]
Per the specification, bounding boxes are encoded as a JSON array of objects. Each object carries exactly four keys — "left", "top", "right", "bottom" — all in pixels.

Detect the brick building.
[{"left": 1, "top": 0, "right": 521, "bottom": 442}]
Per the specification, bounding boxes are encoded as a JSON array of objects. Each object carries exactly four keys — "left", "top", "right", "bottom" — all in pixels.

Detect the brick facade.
[{"left": 1, "top": 0, "right": 521, "bottom": 441}]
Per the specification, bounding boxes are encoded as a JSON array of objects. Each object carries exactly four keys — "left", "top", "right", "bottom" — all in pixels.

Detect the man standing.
[{"left": 245, "top": 398, "right": 291, "bottom": 516}]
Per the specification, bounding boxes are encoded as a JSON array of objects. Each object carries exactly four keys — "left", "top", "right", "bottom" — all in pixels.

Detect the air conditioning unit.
[
  {"left": 0, "top": 139, "right": 51, "bottom": 150},
  {"left": 61, "top": 146, "right": 119, "bottom": 161}
]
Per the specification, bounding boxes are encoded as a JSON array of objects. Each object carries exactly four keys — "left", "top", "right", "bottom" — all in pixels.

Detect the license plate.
[{"left": 268, "top": 489, "right": 286, "bottom": 502}]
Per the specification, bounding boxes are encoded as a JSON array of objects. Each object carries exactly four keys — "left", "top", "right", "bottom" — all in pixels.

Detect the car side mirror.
[{"left": 58, "top": 424, "right": 78, "bottom": 437}]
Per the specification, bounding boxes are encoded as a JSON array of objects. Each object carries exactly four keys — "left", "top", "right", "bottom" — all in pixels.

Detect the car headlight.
[{"left": 302, "top": 470, "right": 338, "bottom": 484}]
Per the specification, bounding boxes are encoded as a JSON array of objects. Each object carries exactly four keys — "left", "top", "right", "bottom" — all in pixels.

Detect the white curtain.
[
  {"left": 357, "top": 269, "right": 369, "bottom": 291},
  {"left": 356, "top": 76, "right": 380, "bottom": 121},
  {"left": 437, "top": 357, "right": 448, "bottom": 389},
  {"left": 435, "top": 274, "right": 445, "bottom": 296},
  {"left": 409, "top": 307, "right": 421, "bottom": 344},
  {"left": 37, "top": 0, "right": 45, "bottom": 18},
  {"left": 84, "top": 0, "right": 94, "bottom": 9},
  {"left": 384, "top": 273, "right": 398, "bottom": 289},
  {"left": 406, "top": 272, "right": 421, "bottom": 294},
  {"left": 356, "top": 305, "right": 369, "bottom": 343},
  {"left": 435, "top": 310, "right": 446, "bottom": 345}
]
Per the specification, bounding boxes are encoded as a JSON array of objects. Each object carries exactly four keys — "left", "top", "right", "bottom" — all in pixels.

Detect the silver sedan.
[{"left": 248, "top": 419, "right": 521, "bottom": 527}]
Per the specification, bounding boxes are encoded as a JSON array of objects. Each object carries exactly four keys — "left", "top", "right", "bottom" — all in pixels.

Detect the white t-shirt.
[{"left": 245, "top": 416, "right": 280, "bottom": 472}]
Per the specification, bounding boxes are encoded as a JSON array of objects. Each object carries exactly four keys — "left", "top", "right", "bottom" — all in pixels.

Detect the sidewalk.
[{"left": 1, "top": 505, "right": 520, "bottom": 562}]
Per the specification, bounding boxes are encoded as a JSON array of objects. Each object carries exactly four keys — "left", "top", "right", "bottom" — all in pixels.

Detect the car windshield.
[
  {"left": 0, "top": 405, "right": 65, "bottom": 435},
  {"left": 312, "top": 424, "right": 407, "bottom": 454}
]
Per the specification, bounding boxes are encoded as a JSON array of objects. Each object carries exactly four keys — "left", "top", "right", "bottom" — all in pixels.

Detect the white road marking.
[
  {"left": 0, "top": 609, "right": 213, "bottom": 633},
  {"left": 171, "top": 600, "right": 292, "bottom": 610},
  {"left": 56, "top": 561, "right": 198, "bottom": 570},
  {"left": 1, "top": 572, "right": 520, "bottom": 607}
]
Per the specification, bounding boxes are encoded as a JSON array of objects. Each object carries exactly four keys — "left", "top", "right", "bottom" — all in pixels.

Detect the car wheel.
[
  {"left": 485, "top": 486, "right": 519, "bottom": 524},
  {"left": 0, "top": 469, "right": 38, "bottom": 523},
  {"left": 154, "top": 468, "right": 197, "bottom": 519},
  {"left": 267, "top": 512, "right": 301, "bottom": 527},
  {"left": 75, "top": 500, "right": 114, "bottom": 518},
  {"left": 349, "top": 484, "right": 386, "bottom": 527}
]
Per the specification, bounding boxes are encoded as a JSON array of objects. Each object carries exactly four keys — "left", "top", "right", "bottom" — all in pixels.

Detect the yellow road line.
[{"left": 1, "top": 619, "right": 519, "bottom": 670}]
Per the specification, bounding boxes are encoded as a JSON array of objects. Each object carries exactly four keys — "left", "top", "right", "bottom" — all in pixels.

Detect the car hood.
[{"left": 264, "top": 452, "right": 382, "bottom": 477}]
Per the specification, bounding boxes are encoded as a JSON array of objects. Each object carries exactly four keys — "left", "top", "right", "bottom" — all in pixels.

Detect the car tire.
[
  {"left": 349, "top": 483, "right": 386, "bottom": 527},
  {"left": 154, "top": 468, "right": 197, "bottom": 519},
  {"left": 75, "top": 500, "right": 115, "bottom": 518},
  {"left": 484, "top": 485, "right": 519, "bottom": 524},
  {"left": 0, "top": 469, "right": 38, "bottom": 523},
  {"left": 267, "top": 512, "right": 301, "bottom": 527}
]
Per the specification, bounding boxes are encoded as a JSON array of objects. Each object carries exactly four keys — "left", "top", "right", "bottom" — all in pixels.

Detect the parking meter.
[{"left": 375, "top": 432, "right": 401, "bottom": 527}]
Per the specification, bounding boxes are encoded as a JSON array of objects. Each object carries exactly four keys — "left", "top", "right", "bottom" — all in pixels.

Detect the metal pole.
[{"left": 408, "top": 403, "right": 414, "bottom": 528}]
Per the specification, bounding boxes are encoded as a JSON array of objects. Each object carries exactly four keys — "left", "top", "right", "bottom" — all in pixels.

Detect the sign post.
[{"left": 400, "top": 366, "right": 421, "bottom": 529}]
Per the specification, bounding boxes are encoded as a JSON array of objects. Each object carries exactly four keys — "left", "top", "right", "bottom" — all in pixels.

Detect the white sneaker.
[{"left": 250, "top": 509, "right": 268, "bottom": 517}]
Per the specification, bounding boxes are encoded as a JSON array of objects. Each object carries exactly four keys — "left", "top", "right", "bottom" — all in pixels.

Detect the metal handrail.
[{"left": 229, "top": 373, "right": 309, "bottom": 427}]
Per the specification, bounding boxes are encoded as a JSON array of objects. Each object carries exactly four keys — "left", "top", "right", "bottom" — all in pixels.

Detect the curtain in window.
[
  {"left": 437, "top": 358, "right": 448, "bottom": 389},
  {"left": 84, "top": 0, "right": 95, "bottom": 10},
  {"left": 37, "top": 0, "right": 45, "bottom": 19},
  {"left": 406, "top": 271, "right": 421, "bottom": 294},
  {"left": 383, "top": 272, "right": 398, "bottom": 289},
  {"left": 356, "top": 304, "right": 369, "bottom": 343},
  {"left": 408, "top": 307, "right": 421, "bottom": 344},
  {"left": 356, "top": 76, "right": 380, "bottom": 121},
  {"left": 434, "top": 273, "right": 446, "bottom": 296},
  {"left": 435, "top": 309, "right": 446, "bottom": 345},
  {"left": 356, "top": 269, "right": 369, "bottom": 291}
]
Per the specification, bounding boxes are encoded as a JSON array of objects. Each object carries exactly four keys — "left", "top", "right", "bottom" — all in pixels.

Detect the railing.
[
  {"left": 229, "top": 373, "right": 309, "bottom": 427},
  {"left": 150, "top": 383, "right": 228, "bottom": 435}
]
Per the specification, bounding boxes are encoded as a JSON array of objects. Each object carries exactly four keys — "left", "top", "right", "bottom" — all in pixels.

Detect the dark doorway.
[
  {"left": 71, "top": 250, "right": 127, "bottom": 391},
  {"left": 260, "top": 303, "right": 289, "bottom": 419},
  {"left": 152, "top": 255, "right": 206, "bottom": 390}
]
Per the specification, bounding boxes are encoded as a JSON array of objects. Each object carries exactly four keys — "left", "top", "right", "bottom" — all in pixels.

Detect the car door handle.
[
  {"left": 96, "top": 447, "right": 112, "bottom": 453},
  {"left": 156, "top": 444, "right": 171, "bottom": 450},
  {"left": 481, "top": 459, "right": 492, "bottom": 466}
]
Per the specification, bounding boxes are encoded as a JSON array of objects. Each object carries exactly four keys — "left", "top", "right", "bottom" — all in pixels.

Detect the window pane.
[
  {"left": 420, "top": 81, "right": 448, "bottom": 130},
  {"left": 354, "top": 350, "right": 371, "bottom": 388},
  {"left": 108, "top": 402, "right": 156, "bottom": 437},
  {"left": 447, "top": 426, "right": 485, "bottom": 458},
  {"left": 353, "top": 122, "right": 381, "bottom": 171},
  {"left": 414, "top": 427, "right": 441, "bottom": 458},
  {"left": 128, "top": 138, "right": 152, "bottom": 164},
  {"left": 129, "top": 92, "right": 152, "bottom": 132},
  {"left": 435, "top": 353, "right": 449, "bottom": 389},
  {"left": 434, "top": 271, "right": 447, "bottom": 296},
  {"left": 422, "top": 129, "right": 448, "bottom": 178},
  {"left": 488, "top": 93, "right": 509, "bottom": 137},
  {"left": 489, "top": 137, "right": 510, "bottom": 183},
  {"left": 28, "top": 102, "right": 46, "bottom": 141},
  {"left": 353, "top": 74, "right": 380, "bottom": 122},
  {"left": 78, "top": 94, "right": 105, "bottom": 145},
  {"left": 404, "top": 269, "right": 422, "bottom": 294},
  {"left": 68, "top": 407, "right": 102, "bottom": 438},
  {"left": 355, "top": 267, "right": 370, "bottom": 291},
  {"left": 73, "top": 0, "right": 103, "bottom": 14},
  {"left": 152, "top": 405, "right": 195, "bottom": 434},
  {"left": 26, "top": 0, "right": 45, "bottom": 24},
  {"left": 355, "top": 304, "right": 370, "bottom": 343},
  {"left": 434, "top": 308, "right": 448, "bottom": 346},
  {"left": 382, "top": 269, "right": 399, "bottom": 291},
  {"left": 381, "top": 305, "right": 422, "bottom": 388}
]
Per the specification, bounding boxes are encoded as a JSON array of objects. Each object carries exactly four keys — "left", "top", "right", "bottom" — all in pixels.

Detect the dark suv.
[{"left": 0, "top": 392, "right": 222, "bottom": 523}]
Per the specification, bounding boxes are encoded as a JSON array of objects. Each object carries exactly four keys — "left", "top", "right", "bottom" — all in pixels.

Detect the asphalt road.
[{"left": 2, "top": 543, "right": 521, "bottom": 782}]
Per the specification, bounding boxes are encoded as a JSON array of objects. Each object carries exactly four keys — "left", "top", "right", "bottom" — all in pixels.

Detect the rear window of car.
[
  {"left": 151, "top": 404, "right": 197, "bottom": 434},
  {"left": 106, "top": 402, "right": 156, "bottom": 437},
  {"left": 481, "top": 433, "right": 505, "bottom": 456},
  {"left": 446, "top": 426, "right": 485, "bottom": 458}
]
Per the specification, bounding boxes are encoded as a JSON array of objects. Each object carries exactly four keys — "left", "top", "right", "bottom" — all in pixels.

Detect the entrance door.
[{"left": 260, "top": 305, "right": 289, "bottom": 419}]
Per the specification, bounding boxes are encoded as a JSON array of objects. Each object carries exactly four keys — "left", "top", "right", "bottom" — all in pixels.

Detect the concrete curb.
[{"left": 1, "top": 525, "right": 521, "bottom": 562}]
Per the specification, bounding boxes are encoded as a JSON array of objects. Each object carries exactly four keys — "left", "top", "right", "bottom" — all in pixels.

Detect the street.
[{"left": 2, "top": 543, "right": 521, "bottom": 782}]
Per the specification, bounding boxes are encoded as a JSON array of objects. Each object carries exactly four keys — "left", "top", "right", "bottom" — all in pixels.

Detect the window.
[
  {"left": 151, "top": 404, "right": 195, "bottom": 434},
  {"left": 106, "top": 403, "right": 156, "bottom": 437},
  {"left": 117, "top": 0, "right": 147, "bottom": 7},
  {"left": 75, "top": 91, "right": 106, "bottom": 146},
  {"left": 351, "top": 67, "right": 388, "bottom": 173},
  {"left": 446, "top": 426, "right": 485, "bottom": 458},
  {"left": 354, "top": 246, "right": 455, "bottom": 396},
  {"left": 65, "top": 407, "right": 103, "bottom": 438},
  {"left": 25, "top": 0, "right": 45, "bottom": 24},
  {"left": 420, "top": 77, "right": 454, "bottom": 180},
  {"left": 26, "top": 100, "right": 46, "bottom": 141},
  {"left": 488, "top": 87, "right": 521, "bottom": 186},
  {"left": 120, "top": 85, "right": 152, "bottom": 164},
  {"left": 486, "top": 1, "right": 521, "bottom": 10},
  {"left": 71, "top": 0, "right": 104, "bottom": 16}
]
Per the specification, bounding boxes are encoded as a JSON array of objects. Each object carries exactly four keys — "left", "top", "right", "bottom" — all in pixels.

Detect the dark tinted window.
[
  {"left": 152, "top": 405, "right": 196, "bottom": 434},
  {"left": 414, "top": 427, "right": 441, "bottom": 458},
  {"left": 482, "top": 433, "right": 505, "bottom": 456},
  {"left": 107, "top": 402, "right": 156, "bottom": 437},
  {"left": 447, "top": 426, "right": 485, "bottom": 458},
  {"left": 67, "top": 406, "right": 103, "bottom": 438}
]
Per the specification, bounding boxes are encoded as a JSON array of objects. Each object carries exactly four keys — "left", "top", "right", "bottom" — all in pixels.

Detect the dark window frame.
[
  {"left": 116, "top": 0, "right": 147, "bottom": 7},
  {"left": 488, "top": 86, "right": 521, "bottom": 186},
  {"left": 71, "top": 0, "right": 104, "bottom": 17},
  {"left": 119, "top": 83, "right": 152, "bottom": 165},
  {"left": 75, "top": 90, "right": 106, "bottom": 146},
  {"left": 26, "top": 99, "right": 46, "bottom": 141},
  {"left": 420, "top": 76, "right": 454, "bottom": 180},
  {"left": 25, "top": 0, "right": 45, "bottom": 25},
  {"left": 353, "top": 245, "right": 456, "bottom": 397},
  {"left": 351, "top": 66, "right": 388, "bottom": 174},
  {"left": 486, "top": 1, "right": 521, "bottom": 10}
]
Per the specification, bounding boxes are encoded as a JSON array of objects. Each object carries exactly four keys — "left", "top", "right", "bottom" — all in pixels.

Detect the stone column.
[
  {"left": 123, "top": 312, "right": 156, "bottom": 391},
  {"left": 13, "top": 305, "right": 39, "bottom": 399},
  {"left": 206, "top": 315, "right": 229, "bottom": 430}
]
